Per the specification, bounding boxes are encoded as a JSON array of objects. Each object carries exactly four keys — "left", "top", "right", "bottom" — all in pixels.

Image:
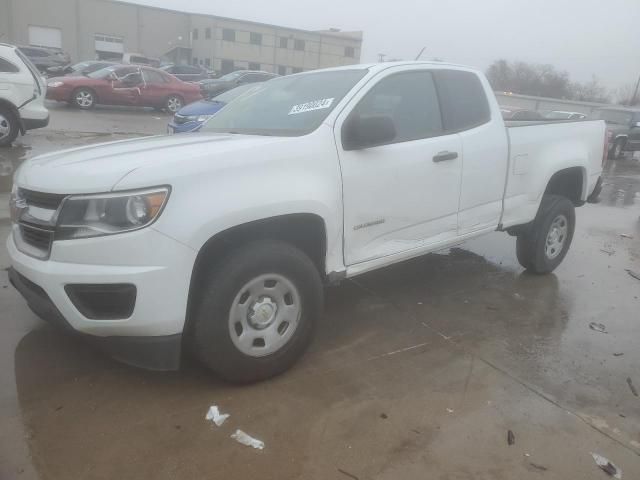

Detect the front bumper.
[
  {"left": 22, "top": 115, "right": 50, "bottom": 131},
  {"left": 8, "top": 268, "right": 182, "bottom": 370},
  {"left": 167, "top": 120, "right": 203, "bottom": 134},
  {"left": 7, "top": 227, "right": 197, "bottom": 370}
]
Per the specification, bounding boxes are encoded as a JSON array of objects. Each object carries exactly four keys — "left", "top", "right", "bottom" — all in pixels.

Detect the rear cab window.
[
  {"left": 433, "top": 70, "right": 491, "bottom": 132},
  {"left": 0, "top": 57, "right": 20, "bottom": 73}
]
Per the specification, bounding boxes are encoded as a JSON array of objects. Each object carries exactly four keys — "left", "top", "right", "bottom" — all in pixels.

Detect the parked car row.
[
  {"left": 199, "top": 70, "right": 279, "bottom": 96},
  {"left": 46, "top": 64, "right": 202, "bottom": 112}
]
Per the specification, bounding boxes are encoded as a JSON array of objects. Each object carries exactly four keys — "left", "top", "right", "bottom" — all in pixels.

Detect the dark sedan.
[
  {"left": 199, "top": 70, "right": 278, "bottom": 97},
  {"left": 160, "top": 64, "right": 212, "bottom": 82}
]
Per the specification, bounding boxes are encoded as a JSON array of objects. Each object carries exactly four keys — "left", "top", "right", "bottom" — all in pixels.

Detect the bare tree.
[
  {"left": 570, "top": 76, "right": 610, "bottom": 103},
  {"left": 616, "top": 83, "right": 640, "bottom": 106}
]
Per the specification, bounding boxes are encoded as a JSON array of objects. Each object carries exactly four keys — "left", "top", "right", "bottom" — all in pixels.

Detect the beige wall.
[{"left": 1, "top": 0, "right": 362, "bottom": 73}]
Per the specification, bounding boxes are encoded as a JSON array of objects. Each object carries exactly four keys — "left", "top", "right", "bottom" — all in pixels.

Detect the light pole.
[{"left": 631, "top": 73, "right": 640, "bottom": 106}]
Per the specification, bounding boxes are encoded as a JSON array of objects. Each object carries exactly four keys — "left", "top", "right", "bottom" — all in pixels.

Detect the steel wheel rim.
[
  {"left": 76, "top": 91, "right": 93, "bottom": 107},
  {"left": 228, "top": 273, "right": 301, "bottom": 357},
  {"left": 0, "top": 114, "right": 10, "bottom": 140},
  {"left": 545, "top": 214, "right": 568, "bottom": 260},
  {"left": 167, "top": 97, "right": 181, "bottom": 112}
]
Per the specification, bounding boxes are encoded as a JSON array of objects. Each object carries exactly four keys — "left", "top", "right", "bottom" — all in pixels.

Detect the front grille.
[
  {"left": 19, "top": 188, "right": 67, "bottom": 210},
  {"left": 20, "top": 224, "right": 53, "bottom": 252},
  {"left": 173, "top": 114, "right": 189, "bottom": 125}
]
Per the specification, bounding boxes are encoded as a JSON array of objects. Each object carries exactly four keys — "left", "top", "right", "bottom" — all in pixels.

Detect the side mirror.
[{"left": 342, "top": 114, "right": 397, "bottom": 151}]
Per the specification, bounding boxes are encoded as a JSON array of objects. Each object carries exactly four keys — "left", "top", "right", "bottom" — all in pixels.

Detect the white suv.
[{"left": 0, "top": 43, "right": 49, "bottom": 146}]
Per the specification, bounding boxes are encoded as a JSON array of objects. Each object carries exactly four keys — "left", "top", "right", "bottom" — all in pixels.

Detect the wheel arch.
[
  {"left": 183, "top": 213, "right": 328, "bottom": 338},
  {"left": 544, "top": 166, "right": 587, "bottom": 206}
]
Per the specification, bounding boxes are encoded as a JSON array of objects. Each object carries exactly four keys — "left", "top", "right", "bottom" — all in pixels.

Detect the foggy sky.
[{"left": 130, "top": 0, "right": 639, "bottom": 92}]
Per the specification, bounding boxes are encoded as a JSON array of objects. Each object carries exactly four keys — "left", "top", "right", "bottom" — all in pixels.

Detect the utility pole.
[{"left": 377, "top": 53, "right": 386, "bottom": 63}]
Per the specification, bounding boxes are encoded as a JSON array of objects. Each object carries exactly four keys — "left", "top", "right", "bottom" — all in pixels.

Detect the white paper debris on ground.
[
  {"left": 446, "top": 408, "right": 454, "bottom": 414},
  {"left": 591, "top": 452, "right": 622, "bottom": 479},
  {"left": 205, "top": 405, "right": 230, "bottom": 427},
  {"left": 231, "top": 429, "right": 264, "bottom": 450}
]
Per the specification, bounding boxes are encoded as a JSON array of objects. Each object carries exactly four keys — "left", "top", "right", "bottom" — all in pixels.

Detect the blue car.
[{"left": 168, "top": 83, "right": 263, "bottom": 133}]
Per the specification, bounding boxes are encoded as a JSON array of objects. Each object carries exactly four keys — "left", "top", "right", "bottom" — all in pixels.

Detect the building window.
[
  {"left": 294, "top": 39, "right": 305, "bottom": 51},
  {"left": 222, "top": 29, "right": 235, "bottom": 41},
  {"left": 221, "top": 59, "right": 235, "bottom": 74},
  {"left": 205, "top": 58, "right": 211, "bottom": 67},
  {"left": 192, "top": 57, "right": 198, "bottom": 66},
  {"left": 292, "top": 67, "right": 303, "bottom": 74},
  {"left": 277, "top": 65, "right": 287, "bottom": 76},
  {"left": 248, "top": 62, "right": 260, "bottom": 70},
  {"left": 279, "top": 37, "right": 288, "bottom": 49},
  {"left": 345, "top": 46, "right": 355, "bottom": 58},
  {"left": 205, "top": 27, "right": 211, "bottom": 39},
  {"left": 192, "top": 28, "right": 198, "bottom": 40},
  {"left": 250, "top": 33, "right": 262, "bottom": 45}
]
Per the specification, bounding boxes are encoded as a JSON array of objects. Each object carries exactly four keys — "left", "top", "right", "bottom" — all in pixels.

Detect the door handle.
[{"left": 433, "top": 151, "right": 458, "bottom": 162}]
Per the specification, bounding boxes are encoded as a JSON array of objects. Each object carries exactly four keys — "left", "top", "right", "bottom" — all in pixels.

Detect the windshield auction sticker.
[{"left": 288, "top": 98, "right": 335, "bottom": 115}]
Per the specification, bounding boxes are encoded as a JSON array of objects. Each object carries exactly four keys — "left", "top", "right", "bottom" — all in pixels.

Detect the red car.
[{"left": 46, "top": 64, "right": 202, "bottom": 113}]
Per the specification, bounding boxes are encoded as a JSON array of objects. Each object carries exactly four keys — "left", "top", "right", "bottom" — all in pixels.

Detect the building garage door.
[{"left": 28, "top": 25, "right": 62, "bottom": 49}]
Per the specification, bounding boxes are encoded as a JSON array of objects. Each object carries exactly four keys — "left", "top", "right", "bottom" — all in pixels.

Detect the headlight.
[
  {"left": 47, "top": 81, "right": 64, "bottom": 88},
  {"left": 197, "top": 115, "right": 213, "bottom": 122},
  {"left": 56, "top": 187, "right": 169, "bottom": 240}
]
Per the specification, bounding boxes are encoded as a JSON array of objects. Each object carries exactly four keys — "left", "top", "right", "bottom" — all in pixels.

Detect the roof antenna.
[{"left": 415, "top": 47, "right": 426, "bottom": 61}]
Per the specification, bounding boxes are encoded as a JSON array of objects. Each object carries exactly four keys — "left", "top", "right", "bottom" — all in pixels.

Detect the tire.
[
  {"left": 609, "top": 138, "right": 625, "bottom": 159},
  {"left": 165, "top": 95, "right": 183, "bottom": 113},
  {"left": 0, "top": 107, "right": 19, "bottom": 147},
  {"left": 515, "top": 194, "right": 575, "bottom": 274},
  {"left": 72, "top": 88, "right": 96, "bottom": 109},
  {"left": 192, "top": 240, "right": 324, "bottom": 383}
]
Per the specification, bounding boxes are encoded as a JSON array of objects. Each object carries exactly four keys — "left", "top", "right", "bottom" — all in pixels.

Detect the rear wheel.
[
  {"left": 0, "top": 107, "right": 19, "bottom": 147},
  {"left": 516, "top": 194, "right": 575, "bottom": 274},
  {"left": 609, "top": 138, "right": 625, "bottom": 159},
  {"left": 192, "top": 241, "right": 323, "bottom": 383},
  {"left": 165, "top": 95, "right": 183, "bottom": 113},
  {"left": 72, "top": 88, "right": 96, "bottom": 109}
]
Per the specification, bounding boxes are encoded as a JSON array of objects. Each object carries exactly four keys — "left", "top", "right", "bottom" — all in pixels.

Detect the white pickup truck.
[{"left": 8, "top": 62, "right": 606, "bottom": 382}]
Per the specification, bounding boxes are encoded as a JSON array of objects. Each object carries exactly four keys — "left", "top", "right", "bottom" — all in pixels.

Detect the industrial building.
[{"left": 0, "top": 0, "right": 363, "bottom": 75}]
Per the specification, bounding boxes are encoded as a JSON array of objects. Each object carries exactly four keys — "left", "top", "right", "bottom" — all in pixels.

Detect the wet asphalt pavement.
[{"left": 0, "top": 106, "right": 639, "bottom": 479}]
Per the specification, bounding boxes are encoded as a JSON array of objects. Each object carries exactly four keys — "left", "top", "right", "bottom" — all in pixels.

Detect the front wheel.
[
  {"left": 165, "top": 95, "right": 183, "bottom": 113},
  {"left": 72, "top": 88, "right": 96, "bottom": 109},
  {"left": 516, "top": 194, "right": 575, "bottom": 274},
  {"left": 192, "top": 241, "right": 323, "bottom": 383}
]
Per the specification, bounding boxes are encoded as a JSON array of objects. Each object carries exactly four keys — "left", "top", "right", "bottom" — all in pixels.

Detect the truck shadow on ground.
[{"left": 11, "top": 247, "right": 568, "bottom": 478}]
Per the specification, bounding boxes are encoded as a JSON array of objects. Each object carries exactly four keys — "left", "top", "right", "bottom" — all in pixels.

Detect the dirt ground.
[{"left": 1, "top": 107, "right": 639, "bottom": 479}]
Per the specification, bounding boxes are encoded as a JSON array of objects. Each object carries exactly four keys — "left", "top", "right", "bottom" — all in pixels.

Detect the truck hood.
[{"left": 15, "top": 133, "right": 295, "bottom": 193}]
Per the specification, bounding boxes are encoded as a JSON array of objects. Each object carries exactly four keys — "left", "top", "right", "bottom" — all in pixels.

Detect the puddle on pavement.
[{"left": 600, "top": 154, "right": 640, "bottom": 208}]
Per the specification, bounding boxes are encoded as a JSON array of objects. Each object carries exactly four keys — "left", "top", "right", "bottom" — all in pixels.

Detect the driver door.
[
  {"left": 336, "top": 67, "right": 463, "bottom": 266},
  {"left": 108, "top": 66, "right": 143, "bottom": 106}
]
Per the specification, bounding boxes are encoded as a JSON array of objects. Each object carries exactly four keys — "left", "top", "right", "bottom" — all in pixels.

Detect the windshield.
[
  {"left": 201, "top": 69, "right": 368, "bottom": 136},
  {"left": 546, "top": 111, "right": 571, "bottom": 119},
  {"left": 594, "top": 109, "right": 633, "bottom": 125},
  {"left": 87, "top": 66, "right": 118, "bottom": 79},
  {"left": 211, "top": 84, "right": 265, "bottom": 103}
]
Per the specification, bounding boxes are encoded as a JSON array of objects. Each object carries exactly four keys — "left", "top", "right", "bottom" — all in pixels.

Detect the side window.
[
  {"left": 433, "top": 70, "right": 490, "bottom": 132},
  {"left": 351, "top": 71, "right": 443, "bottom": 145},
  {"left": 143, "top": 69, "right": 168, "bottom": 84},
  {"left": 114, "top": 67, "right": 138, "bottom": 79},
  {"left": 0, "top": 57, "right": 20, "bottom": 73}
]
